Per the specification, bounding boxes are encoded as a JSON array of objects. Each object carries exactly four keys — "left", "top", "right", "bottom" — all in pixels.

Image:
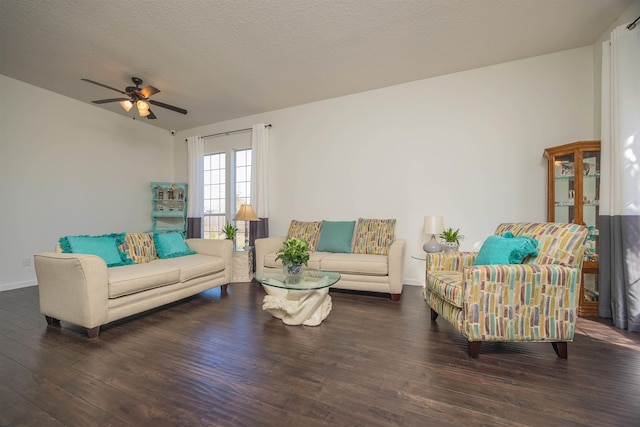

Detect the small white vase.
[{"left": 442, "top": 242, "right": 459, "bottom": 252}]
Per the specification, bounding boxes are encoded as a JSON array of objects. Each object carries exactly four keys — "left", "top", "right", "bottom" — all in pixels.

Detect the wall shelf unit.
[{"left": 151, "top": 182, "right": 187, "bottom": 233}]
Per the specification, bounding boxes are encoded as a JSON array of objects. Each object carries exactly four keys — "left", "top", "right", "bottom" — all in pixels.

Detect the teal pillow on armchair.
[{"left": 473, "top": 232, "right": 538, "bottom": 265}]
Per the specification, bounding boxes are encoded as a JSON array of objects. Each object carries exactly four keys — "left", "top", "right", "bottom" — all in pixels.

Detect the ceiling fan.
[{"left": 81, "top": 76, "right": 187, "bottom": 119}]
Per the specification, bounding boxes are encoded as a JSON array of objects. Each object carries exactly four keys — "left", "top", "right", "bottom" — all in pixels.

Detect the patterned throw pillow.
[
  {"left": 120, "top": 233, "right": 157, "bottom": 264},
  {"left": 287, "top": 220, "right": 322, "bottom": 251},
  {"left": 351, "top": 218, "right": 396, "bottom": 255}
]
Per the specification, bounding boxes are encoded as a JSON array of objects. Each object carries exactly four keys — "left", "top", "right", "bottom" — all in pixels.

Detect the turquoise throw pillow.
[
  {"left": 60, "top": 233, "right": 132, "bottom": 267},
  {"left": 154, "top": 232, "right": 196, "bottom": 258},
  {"left": 473, "top": 232, "right": 539, "bottom": 265},
  {"left": 317, "top": 220, "right": 356, "bottom": 253}
]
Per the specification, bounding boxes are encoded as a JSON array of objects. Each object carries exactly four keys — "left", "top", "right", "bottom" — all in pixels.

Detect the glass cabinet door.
[
  {"left": 545, "top": 141, "right": 601, "bottom": 317},
  {"left": 553, "top": 152, "right": 575, "bottom": 224},
  {"left": 582, "top": 150, "right": 600, "bottom": 262}
]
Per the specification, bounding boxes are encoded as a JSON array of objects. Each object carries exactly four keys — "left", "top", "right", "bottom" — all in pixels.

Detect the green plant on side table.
[
  {"left": 439, "top": 227, "right": 464, "bottom": 252},
  {"left": 275, "top": 237, "right": 310, "bottom": 276},
  {"left": 222, "top": 222, "right": 238, "bottom": 244}
]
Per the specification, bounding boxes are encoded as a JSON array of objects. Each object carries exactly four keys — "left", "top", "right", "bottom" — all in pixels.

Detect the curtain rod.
[
  {"left": 185, "top": 124, "right": 271, "bottom": 141},
  {"left": 628, "top": 16, "right": 639, "bottom": 30}
]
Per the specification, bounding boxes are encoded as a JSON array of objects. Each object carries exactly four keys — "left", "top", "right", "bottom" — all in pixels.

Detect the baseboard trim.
[{"left": 0, "top": 280, "right": 37, "bottom": 292}]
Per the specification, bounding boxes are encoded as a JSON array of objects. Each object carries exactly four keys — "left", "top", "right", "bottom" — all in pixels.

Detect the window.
[
  {"left": 203, "top": 148, "right": 252, "bottom": 242},
  {"left": 203, "top": 153, "right": 226, "bottom": 239}
]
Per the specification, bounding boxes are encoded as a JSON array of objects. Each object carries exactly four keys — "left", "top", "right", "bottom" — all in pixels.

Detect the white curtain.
[
  {"left": 187, "top": 135, "right": 204, "bottom": 238},
  {"left": 599, "top": 22, "right": 640, "bottom": 330},
  {"left": 250, "top": 124, "right": 270, "bottom": 244}
]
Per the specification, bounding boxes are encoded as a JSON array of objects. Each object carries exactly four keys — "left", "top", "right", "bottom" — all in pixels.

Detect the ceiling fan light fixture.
[
  {"left": 136, "top": 100, "right": 150, "bottom": 116},
  {"left": 119, "top": 100, "right": 133, "bottom": 112}
]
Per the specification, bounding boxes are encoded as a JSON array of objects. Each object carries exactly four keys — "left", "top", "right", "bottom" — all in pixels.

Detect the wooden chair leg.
[
  {"left": 468, "top": 341, "right": 482, "bottom": 358},
  {"left": 552, "top": 342, "right": 568, "bottom": 359},
  {"left": 430, "top": 308, "right": 438, "bottom": 321}
]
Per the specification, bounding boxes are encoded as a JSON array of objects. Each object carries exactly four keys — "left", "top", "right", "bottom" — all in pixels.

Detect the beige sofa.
[
  {"left": 255, "top": 219, "right": 406, "bottom": 300},
  {"left": 34, "top": 237, "right": 232, "bottom": 338}
]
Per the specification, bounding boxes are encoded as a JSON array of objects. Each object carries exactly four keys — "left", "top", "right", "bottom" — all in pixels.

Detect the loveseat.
[
  {"left": 34, "top": 232, "right": 232, "bottom": 338},
  {"left": 255, "top": 219, "right": 406, "bottom": 300},
  {"left": 425, "top": 222, "right": 588, "bottom": 358}
]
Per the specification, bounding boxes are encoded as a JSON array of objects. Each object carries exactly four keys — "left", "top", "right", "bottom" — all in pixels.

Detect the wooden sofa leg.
[
  {"left": 430, "top": 308, "right": 438, "bottom": 321},
  {"left": 468, "top": 341, "right": 481, "bottom": 358},
  {"left": 552, "top": 342, "right": 568, "bottom": 359},
  {"left": 221, "top": 284, "right": 228, "bottom": 293},
  {"left": 390, "top": 293, "right": 401, "bottom": 301},
  {"left": 45, "top": 316, "right": 60, "bottom": 327},
  {"left": 86, "top": 327, "right": 100, "bottom": 339}
]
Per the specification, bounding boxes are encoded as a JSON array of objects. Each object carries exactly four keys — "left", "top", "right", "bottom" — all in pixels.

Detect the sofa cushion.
[
  {"left": 121, "top": 233, "right": 157, "bottom": 264},
  {"left": 108, "top": 262, "right": 181, "bottom": 298},
  {"left": 473, "top": 232, "right": 538, "bottom": 265},
  {"left": 317, "top": 220, "right": 356, "bottom": 253},
  {"left": 351, "top": 218, "right": 396, "bottom": 255},
  {"left": 287, "top": 220, "right": 322, "bottom": 251},
  {"left": 427, "top": 271, "right": 464, "bottom": 308},
  {"left": 60, "top": 233, "right": 133, "bottom": 267},
  {"left": 154, "top": 232, "right": 196, "bottom": 258},
  {"left": 320, "top": 253, "right": 388, "bottom": 276},
  {"left": 154, "top": 254, "right": 226, "bottom": 282}
]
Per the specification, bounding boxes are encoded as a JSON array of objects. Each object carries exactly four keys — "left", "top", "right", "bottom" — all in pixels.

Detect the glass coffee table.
[{"left": 256, "top": 269, "right": 341, "bottom": 326}]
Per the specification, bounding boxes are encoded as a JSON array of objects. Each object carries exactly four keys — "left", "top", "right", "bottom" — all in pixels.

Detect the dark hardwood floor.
[{"left": 1, "top": 283, "right": 639, "bottom": 426}]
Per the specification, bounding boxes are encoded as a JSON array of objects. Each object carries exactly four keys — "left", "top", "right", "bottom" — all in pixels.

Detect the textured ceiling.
[{"left": 0, "top": 0, "right": 633, "bottom": 131}]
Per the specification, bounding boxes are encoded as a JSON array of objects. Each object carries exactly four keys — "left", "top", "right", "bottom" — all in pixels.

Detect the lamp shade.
[
  {"left": 119, "top": 100, "right": 133, "bottom": 112},
  {"left": 423, "top": 216, "right": 444, "bottom": 235},
  {"left": 233, "top": 204, "right": 259, "bottom": 221}
]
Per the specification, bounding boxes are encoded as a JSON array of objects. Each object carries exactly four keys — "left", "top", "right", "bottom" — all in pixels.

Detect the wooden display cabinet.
[{"left": 544, "top": 141, "right": 600, "bottom": 317}]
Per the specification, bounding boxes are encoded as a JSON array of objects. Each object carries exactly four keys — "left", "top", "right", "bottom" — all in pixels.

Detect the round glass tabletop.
[{"left": 256, "top": 269, "right": 341, "bottom": 290}]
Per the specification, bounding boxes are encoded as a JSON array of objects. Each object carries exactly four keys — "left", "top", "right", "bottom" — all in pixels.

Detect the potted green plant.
[
  {"left": 275, "top": 237, "right": 310, "bottom": 275},
  {"left": 222, "top": 222, "right": 238, "bottom": 244},
  {"left": 439, "top": 227, "right": 464, "bottom": 252}
]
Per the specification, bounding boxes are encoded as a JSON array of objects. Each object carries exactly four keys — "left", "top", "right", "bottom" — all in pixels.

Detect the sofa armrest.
[
  {"left": 426, "top": 251, "right": 477, "bottom": 272},
  {"left": 186, "top": 238, "right": 233, "bottom": 283},
  {"left": 461, "top": 263, "right": 581, "bottom": 342},
  {"left": 255, "top": 236, "right": 286, "bottom": 278},
  {"left": 34, "top": 252, "right": 109, "bottom": 329},
  {"left": 388, "top": 239, "right": 406, "bottom": 294}
]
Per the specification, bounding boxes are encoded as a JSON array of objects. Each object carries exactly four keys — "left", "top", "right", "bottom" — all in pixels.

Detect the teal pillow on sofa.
[
  {"left": 60, "top": 233, "right": 132, "bottom": 267},
  {"left": 153, "top": 232, "right": 196, "bottom": 258},
  {"left": 317, "top": 220, "right": 356, "bottom": 253},
  {"left": 473, "top": 232, "right": 538, "bottom": 265}
]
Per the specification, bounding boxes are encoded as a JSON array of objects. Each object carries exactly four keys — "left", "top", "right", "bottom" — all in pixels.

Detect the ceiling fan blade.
[
  {"left": 140, "top": 85, "right": 160, "bottom": 99},
  {"left": 92, "top": 98, "right": 129, "bottom": 104},
  {"left": 81, "top": 78, "right": 126, "bottom": 94},
  {"left": 146, "top": 109, "right": 157, "bottom": 120},
  {"left": 149, "top": 99, "right": 187, "bottom": 115}
]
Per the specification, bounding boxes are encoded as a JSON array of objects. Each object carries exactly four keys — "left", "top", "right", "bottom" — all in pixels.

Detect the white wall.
[
  {"left": 0, "top": 75, "right": 174, "bottom": 291},
  {"left": 175, "top": 46, "right": 595, "bottom": 286}
]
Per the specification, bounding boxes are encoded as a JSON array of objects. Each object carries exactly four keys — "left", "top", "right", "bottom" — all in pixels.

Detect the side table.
[{"left": 231, "top": 247, "right": 254, "bottom": 283}]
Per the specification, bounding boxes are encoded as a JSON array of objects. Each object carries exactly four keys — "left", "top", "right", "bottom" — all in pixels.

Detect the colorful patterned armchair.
[{"left": 424, "top": 223, "right": 589, "bottom": 358}]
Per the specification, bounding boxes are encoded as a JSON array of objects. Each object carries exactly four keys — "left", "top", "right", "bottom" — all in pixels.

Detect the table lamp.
[
  {"left": 423, "top": 216, "right": 444, "bottom": 253},
  {"left": 233, "top": 204, "right": 260, "bottom": 250}
]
